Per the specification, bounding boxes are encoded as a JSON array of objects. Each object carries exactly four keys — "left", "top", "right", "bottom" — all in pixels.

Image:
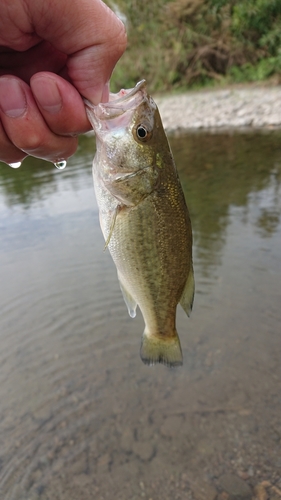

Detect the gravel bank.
[{"left": 156, "top": 85, "right": 281, "bottom": 133}]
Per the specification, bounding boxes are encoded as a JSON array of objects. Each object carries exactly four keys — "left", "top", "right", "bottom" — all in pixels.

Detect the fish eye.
[
  {"left": 135, "top": 124, "right": 152, "bottom": 142},
  {"left": 137, "top": 126, "right": 147, "bottom": 139}
]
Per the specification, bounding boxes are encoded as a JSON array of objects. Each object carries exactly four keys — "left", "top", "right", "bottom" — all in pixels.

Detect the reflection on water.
[{"left": 0, "top": 131, "right": 281, "bottom": 499}]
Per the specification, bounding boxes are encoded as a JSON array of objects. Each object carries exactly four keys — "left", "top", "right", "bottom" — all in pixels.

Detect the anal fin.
[
  {"left": 118, "top": 272, "right": 137, "bottom": 318},
  {"left": 180, "top": 265, "right": 195, "bottom": 317}
]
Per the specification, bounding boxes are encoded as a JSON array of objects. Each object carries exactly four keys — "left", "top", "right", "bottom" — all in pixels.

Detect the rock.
[
  {"left": 254, "top": 483, "right": 268, "bottom": 500},
  {"left": 196, "top": 439, "right": 216, "bottom": 457},
  {"left": 219, "top": 474, "right": 252, "bottom": 500},
  {"left": 97, "top": 453, "right": 110, "bottom": 474},
  {"left": 132, "top": 441, "right": 154, "bottom": 461},
  {"left": 271, "top": 486, "right": 281, "bottom": 497},
  {"left": 157, "top": 86, "right": 281, "bottom": 133},
  {"left": 120, "top": 428, "right": 134, "bottom": 453},
  {"left": 237, "top": 471, "right": 250, "bottom": 481},
  {"left": 218, "top": 494, "right": 230, "bottom": 500},
  {"left": 160, "top": 416, "right": 183, "bottom": 438},
  {"left": 191, "top": 481, "right": 218, "bottom": 500}
]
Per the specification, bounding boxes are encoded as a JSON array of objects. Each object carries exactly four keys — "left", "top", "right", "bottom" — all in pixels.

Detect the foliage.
[{"left": 109, "top": 0, "right": 281, "bottom": 92}]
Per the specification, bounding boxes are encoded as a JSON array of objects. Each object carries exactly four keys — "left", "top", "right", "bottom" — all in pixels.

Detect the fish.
[{"left": 85, "top": 80, "right": 194, "bottom": 367}]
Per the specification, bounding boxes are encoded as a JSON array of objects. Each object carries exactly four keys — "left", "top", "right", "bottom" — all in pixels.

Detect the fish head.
[{"left": 85, "top": 81, "right": 171, "bottom": 206}]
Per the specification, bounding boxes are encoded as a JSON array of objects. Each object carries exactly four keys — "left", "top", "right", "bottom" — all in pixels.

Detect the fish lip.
[
  {"left": 84, "top": 80, "right": 147, "bottom": 123},
  {"left": 106, "top": 80, "right": 146, "bottom": 107}
]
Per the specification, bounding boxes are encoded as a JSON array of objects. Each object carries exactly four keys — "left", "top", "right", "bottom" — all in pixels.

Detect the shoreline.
[{"left": 155, "top": 85, "right": 281, "bottom": 133}]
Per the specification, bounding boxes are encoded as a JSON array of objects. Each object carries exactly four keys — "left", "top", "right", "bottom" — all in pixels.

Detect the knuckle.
[
  {"left": 111, "top": 20, "right": 127, "bottom": 55},
  {"left": 105, "top": 11, "right": 127, "bottom": 57},
  {"left": 20, "top": 131, "right": 44, "bottom": 152}
]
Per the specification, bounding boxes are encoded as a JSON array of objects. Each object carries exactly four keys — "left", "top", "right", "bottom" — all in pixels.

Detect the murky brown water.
[{"left": 0, "top": 131, "right": 281, "bottom": 500}]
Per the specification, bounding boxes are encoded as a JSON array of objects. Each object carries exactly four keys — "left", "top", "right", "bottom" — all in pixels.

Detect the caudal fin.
[{"left": 140, "top": 330, "right": 183, "bottom": 367}]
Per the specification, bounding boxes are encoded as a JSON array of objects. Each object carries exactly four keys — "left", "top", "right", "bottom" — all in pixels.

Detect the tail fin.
[{"left": 140, "top": 330, "right": 183, "bottom": 367}]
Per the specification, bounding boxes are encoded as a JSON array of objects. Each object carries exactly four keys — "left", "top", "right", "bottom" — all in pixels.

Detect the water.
[
  {"left": 54, "top": 160, "right": 67, "bottom": 170},
  {"left": 0, "top": 131, "right": 280, "bottom": 499},
  {"left": 8, "top": 162, "right": 22, "bottom": 169}
]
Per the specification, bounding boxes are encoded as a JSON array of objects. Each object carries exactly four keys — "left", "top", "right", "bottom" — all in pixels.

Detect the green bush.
[{"left": 109, "top": 0, "right": 281, "bottom": 92}]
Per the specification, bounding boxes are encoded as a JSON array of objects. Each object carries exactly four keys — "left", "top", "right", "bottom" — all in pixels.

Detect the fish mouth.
[
  {"left": 85, "top": 80, "right": 147, "bottom": 124},
  {"left": 107, "top": 80, "right": 146, "bottom": 106}
]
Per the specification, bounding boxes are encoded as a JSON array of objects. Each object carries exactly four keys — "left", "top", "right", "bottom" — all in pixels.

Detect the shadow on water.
[
  {"left": 170, "top": 132, "right": 281, "bottom": 273},
  {"left": 0, "top": 131, "right": 281, "bottom": 499}
]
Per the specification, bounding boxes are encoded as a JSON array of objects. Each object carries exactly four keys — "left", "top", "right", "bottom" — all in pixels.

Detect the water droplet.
[
  {"left": 54, "top": 160, "right": 67, "bottom": 170},
  {"left": 8, "top": 161, "right": 22, "bottom": 169}
]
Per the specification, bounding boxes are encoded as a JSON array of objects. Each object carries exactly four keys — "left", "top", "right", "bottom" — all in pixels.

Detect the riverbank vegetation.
[{"left": 110, "top": 0, "right": 281, "bottom": 92}]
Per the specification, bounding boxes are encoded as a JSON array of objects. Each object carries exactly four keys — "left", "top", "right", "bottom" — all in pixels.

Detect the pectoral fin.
[
  {"left": 180, "top": 266, "right": 195, "bottom": 317},
  {"left": 118, "top": 272, "right": 137, "bottom": 318},
  {"left": 104, "top": 205, "right": 120, "bottom": 250}
]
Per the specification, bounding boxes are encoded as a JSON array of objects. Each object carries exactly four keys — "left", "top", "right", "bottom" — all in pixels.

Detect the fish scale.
[{"left": 112, "top": 194, "right": 188, "bottom": 327}]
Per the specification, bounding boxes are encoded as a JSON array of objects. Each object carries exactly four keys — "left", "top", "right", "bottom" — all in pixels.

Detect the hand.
[{"left": 0, "top": 0, "right": 126, "bottom": 165}]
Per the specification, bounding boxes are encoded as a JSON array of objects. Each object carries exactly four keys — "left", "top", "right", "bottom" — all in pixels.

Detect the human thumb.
[{"left": 27, "top": 0, "right": 127, "bottom": 104}]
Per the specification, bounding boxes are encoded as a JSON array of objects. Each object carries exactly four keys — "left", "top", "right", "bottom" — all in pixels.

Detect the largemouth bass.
[{"left": 85, "top": 80, "right": 194, "bottom": 367}]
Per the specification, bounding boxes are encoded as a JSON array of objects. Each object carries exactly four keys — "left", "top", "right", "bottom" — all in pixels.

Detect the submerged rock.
[{"left": 219, "top": 473, "right": 252, "bottom": 500}]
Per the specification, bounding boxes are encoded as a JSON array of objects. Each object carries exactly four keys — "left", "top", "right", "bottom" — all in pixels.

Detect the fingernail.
[
  {"left": 0, "top": 78, "right": 27, "bottom": 118},
  {"left": 31, "top": 76, "right": 62, "bottom": 114}
]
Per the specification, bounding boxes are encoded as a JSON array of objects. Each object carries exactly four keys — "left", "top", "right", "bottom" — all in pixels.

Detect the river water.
[{"left": 0, "top": 131, "right": 280, "bottom": 500}]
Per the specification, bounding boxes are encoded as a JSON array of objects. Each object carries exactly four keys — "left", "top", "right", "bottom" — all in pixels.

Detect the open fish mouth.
[{"left": 85, "top": 80, "right": 147, "bottom": 124}]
